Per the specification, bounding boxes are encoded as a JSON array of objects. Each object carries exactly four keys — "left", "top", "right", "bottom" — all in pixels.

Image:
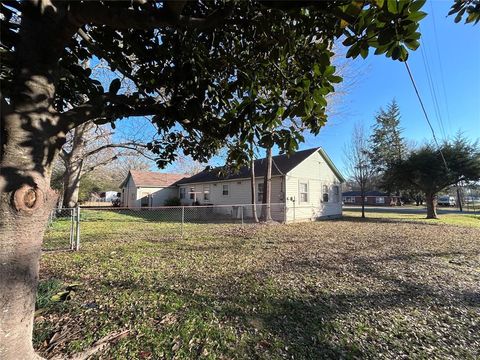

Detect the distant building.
[
  {"left": 120, "top": 171, "right": 186, "bottom": 207},
  {"left": 342, "top": 190, "right": 400, "bottom": 206},
  {"left": 118, "top": 147, "right": 345, "bottom": 222}
]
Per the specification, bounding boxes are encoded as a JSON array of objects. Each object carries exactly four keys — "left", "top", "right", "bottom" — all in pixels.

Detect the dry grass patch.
[{"left": 35, "top": 213, "right": 480, "bottom": 359}]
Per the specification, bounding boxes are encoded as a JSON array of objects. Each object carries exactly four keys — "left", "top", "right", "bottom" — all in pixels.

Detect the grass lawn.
[
  {"left": 343, "top": 209, "right": 480, "bottom": 228},
  {"left": 36, "top": 211, "right": 480, "bottom": 359}
]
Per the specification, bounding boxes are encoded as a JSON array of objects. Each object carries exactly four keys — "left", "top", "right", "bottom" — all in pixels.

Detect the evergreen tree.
[
  {"left": 370, "top": 100, "right": 407, "bottom": 172},
  {"left": 382, "top": 137, "right": 480, "bottom": 219}
]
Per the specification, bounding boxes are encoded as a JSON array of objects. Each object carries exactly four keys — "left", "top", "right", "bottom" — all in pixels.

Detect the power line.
[
  {"left": 430, "top": 2, "right": 452, "bottom": 134},
  {"left": 404, "top": 61, "right": 449, "bottom": 171},
  {"left": 418, "top": 33, "right": 448, "bottom": 140}
]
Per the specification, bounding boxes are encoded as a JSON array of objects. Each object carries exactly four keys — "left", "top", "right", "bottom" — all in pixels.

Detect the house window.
[
  {"left": 299, "top": 182, "right": 308, "bottom": 203},
  {"left": 180, "top": 188, "right": 185, "bottom": 199},
  {"left": 189, "top": 187, "right": 195, "bottom": 200},
  {"left": 222, "top": 184, "right": 229, "bottom": 196},
  {"left": 333, "top": 186, "right": 340, "bottom": 203},
  {"left": 322, "top": 185, "right": 329, "bottom": 202},
  {"left": 376, "top": 196, "right": 385, "bottom": 204},
  {"left": 344, "top": 196, "right": 355, "bottom": 203},
  {"left": 257, "top": 183, "right": 264, "bottom": 202},
  {"left": 203, "top": 184, "right": 210, "bottom": 201}
]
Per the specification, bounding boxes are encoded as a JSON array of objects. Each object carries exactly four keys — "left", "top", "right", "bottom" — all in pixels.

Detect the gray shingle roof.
[{"left": 176, "top": 147, "right": 343, "bottom": 185}]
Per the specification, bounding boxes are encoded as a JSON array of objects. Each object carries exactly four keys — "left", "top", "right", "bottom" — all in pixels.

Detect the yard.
[{"left": 35, "top": 211, "right": 480, "bottom": 359}]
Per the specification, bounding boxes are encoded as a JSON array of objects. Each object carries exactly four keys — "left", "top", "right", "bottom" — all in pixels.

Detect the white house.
[
  {"left": 120, "top": 170, "right": 186, "bottom": 207},
  {"left": 175, "top": 147, "right": 345, "bottom": 222}
]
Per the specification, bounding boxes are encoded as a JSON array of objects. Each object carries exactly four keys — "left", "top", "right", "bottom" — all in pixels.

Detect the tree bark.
[
  {"left": 61, "top": 123, "right": 90, "bottom": 208},
  {"left": 261, "top": 146, "right": 273, "bottom": 222},
  {"left": 425, "top": 193, "right": 438, "bottom": 219},
  {"left": 456, "top": 185, "right": 463, "bottom": 212},
  {"left": 1, "top": 4, "right": 77, "bottom": 359},
  {"left": 360, "top": 186, "right": 366, "bottom": 218},
  {"left": 250, "top": 151, "right": 259, "bottom": 223},
  {"left": 62, "top": 164, "right": 83, "bottom": 208}
]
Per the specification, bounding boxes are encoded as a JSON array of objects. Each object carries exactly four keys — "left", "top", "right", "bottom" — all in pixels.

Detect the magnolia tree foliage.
[
  {"left": 0, "top": 1, "right": 477, "bottom": 359},
  {"left": 1, "top": 0, "right": 438, "bottom": 169}
]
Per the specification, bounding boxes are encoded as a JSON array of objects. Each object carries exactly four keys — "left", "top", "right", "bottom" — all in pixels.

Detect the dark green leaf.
[{"left": 108, "top": 79, "right": 121, "bottom": 95}]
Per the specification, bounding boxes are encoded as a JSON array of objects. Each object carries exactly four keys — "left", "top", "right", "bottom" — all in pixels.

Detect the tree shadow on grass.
[
  {"left": 339, "top": 215, "right": 443, "bottom": 227},
  {"left": 84, "top": 246, "right": 479, "bottom": 359}
]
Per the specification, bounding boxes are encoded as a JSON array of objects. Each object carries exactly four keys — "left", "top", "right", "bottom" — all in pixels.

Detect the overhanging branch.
[
  {"left": 58, "top": 94, "right": 168, "bottom": 132},
  {"left": 71, "top": 2, "right": 233, "bottom": 30}
]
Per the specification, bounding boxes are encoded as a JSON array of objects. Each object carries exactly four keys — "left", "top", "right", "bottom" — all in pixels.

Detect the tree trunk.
[
  {"left": 62, "top": 165, "right": 83, "bottom": 208},
  {"left": 425, "top": 193, "right": 438, "bottom": 219},
  {"left": 261, "top": 146, "right": 272, "bottom": 222},
  {"left": 0, "top": 5, "right": 77, "bottom": 358},
  {"left": 250, "top": 151, "right": 259, "bottom": 223},
  {"left": 61, "top": 124, "right": 89, "bottom": 208},
  {"left": 456, "top": 185, "right": 463, "bottom": 212},
  {"left": 360, "top": 187, "right": 366, "bottom": 218}
]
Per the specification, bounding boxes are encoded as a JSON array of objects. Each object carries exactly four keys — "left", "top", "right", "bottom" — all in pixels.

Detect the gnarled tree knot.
[{"left": 13, "top": 185, "right": 44, "bottom": 213}]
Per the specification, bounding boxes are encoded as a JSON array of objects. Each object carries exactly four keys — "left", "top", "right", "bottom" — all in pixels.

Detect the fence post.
[
  {"left": 69, "top": 208, "right": 75, "bottom": 250},
  {"left": 181, "top": 206, "right": 185, "bottom": 238},
  {"left": 75, "top": 205, "right": 80, "bottom": 251},
  {"left": 241, "top": 205, "right": 244, "bottom": 225}
]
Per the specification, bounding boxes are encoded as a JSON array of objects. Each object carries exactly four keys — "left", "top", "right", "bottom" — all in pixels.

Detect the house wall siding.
[
  {"left": 178, "top": 176, "right": 286, "bottom": 222},
  {"left": 122, "top": 177, "right": 177, "bottom": 207},
  {"left": 123, "top": 176, "right": 137, "bottom": 207},
  {"left": 285, "top": 151, "right": 343, "bottom": 221}
]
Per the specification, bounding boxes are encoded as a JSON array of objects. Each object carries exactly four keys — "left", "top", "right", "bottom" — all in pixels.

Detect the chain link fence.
[
  {"left": 43, "top": 203, "right": 334, "bottom": 251},
  {"left": 44, "top": 208, "right": 79, "bottom": 251}
]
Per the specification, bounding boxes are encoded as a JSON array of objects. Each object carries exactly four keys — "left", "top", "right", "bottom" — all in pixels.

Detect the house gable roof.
[
  {"left": 121, "top": 170, "right": 186, "bottom": 188},
  {"left": 177, "top": 147, "right": 345, "bottom": 185}
]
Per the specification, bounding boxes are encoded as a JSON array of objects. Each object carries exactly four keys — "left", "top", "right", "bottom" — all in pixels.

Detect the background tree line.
[{"left": 344, "top": 99, "right": 480, "bottom": 219}]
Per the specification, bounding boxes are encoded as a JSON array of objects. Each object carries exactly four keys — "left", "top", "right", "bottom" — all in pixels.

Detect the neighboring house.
[
  {"left": 100, "top": 191, "right": 121, "bottom": 202},
  {"left": 120, "top": 171, "right": 186, "bottom": 207},
  {"left": 176, "top": 147, "right": 345, "bottom": 222},
  {"left": 342, "top": 190, "right": 400, "bottom": 206}
]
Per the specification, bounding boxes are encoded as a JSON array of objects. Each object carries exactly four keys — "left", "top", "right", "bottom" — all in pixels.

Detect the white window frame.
[
  {"left": 222, "top": 184, "right": 229, "bottom": 196},
  {"left": 203, "top": 184, "right": 210, "bottom": 201},
  {"left": 299, "top": 182, "right": 308, "bottom": 203},
  {"left": 257, "top": 182, "right": 264, "bottom": 202},
  {"left": 376, "top": 196, "right": 385, "bottom": 204},
  {"left": 189, "top": 187, "right": 195, "bottom": 200},
  {"left": 180, "top": 188, "right": 185, "bottom": 199},
  {"left": 322, "top": 185, "right": 329, "bottom": 203}
]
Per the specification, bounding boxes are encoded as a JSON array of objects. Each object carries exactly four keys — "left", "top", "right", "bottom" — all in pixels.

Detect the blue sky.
[
  {"left": 306, "top": 0, "right": 480, "bottom": 175},
  {"left": 114, "top": 1, "right": 479, "bottom": 175}
]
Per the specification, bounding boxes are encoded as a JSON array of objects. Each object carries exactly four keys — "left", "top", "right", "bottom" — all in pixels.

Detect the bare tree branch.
[
  {"left": 82, "top": 154, "right": 119, "bottom": 176},
  {"left": 84, "top": 141, "right": 148, "bottom": 158}
]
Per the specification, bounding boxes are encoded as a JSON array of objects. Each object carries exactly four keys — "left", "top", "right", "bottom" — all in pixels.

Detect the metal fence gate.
[{"left": 43, "top": 207, "right": 80, "bottom": 251}]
